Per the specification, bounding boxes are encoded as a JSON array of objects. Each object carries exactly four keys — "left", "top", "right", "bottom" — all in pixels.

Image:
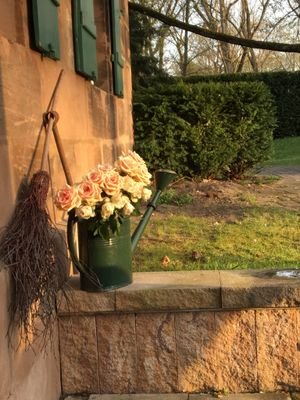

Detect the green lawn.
[
  {"left": 265, "top": 136, "right": 300, "bottom": 166},
  {"left": 132, "top": 135, "right": 300, "bottom": 272},
  {"left": 132, "top": 206, "right": 300, "bottom": 272}
]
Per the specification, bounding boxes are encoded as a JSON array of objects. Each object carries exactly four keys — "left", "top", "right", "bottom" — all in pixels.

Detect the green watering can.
[{"left": 67, "top": 169, "right": 176, "bottom": 292}]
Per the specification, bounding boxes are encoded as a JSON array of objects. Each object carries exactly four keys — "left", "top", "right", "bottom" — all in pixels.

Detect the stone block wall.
[{"left": 58, "top": 271, "right": 300, "bottom": 396}]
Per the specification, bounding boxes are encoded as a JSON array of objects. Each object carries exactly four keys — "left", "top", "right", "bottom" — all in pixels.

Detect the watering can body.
[
  {"left": 67, "top": 213, "right": 132, "bottom": 291},
  {"left": 67, "top": 169, "right": 176, "bottom": 292}
]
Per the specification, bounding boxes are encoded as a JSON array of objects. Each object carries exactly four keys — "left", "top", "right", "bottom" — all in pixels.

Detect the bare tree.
[
  {"left": 134, "top": 0, "right": 183, "bottom": 69},
  {"left": 189, "top": 0, "right": 273, "bottom": 73},
  {"left": 129, "top": 0, "right": 300, "bottom": 76}
]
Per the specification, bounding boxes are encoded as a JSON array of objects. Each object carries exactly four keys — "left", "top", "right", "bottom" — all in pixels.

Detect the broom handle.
[
  {"left": 40, "top": 115, "right": 55, "bottom": 170},
  {"left": 47, "top": 69, "right": 64, "bottom": 112},
  {"left": 42, "top": 110, "right": 74, "bottom": 186},
  {"left": 40, "top": 70, "right": 65, "bottom": 171},
  {"left": 26, "top": 69, "right": 65, "bottom": 179},
  {"left": 52, "top": 123, "right": 74, "bottom": 186}
]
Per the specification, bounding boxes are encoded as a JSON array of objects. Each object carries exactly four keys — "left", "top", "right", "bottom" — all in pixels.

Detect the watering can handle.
[{"left": 67, "top": 209, "right": 102, "bottom": 288}]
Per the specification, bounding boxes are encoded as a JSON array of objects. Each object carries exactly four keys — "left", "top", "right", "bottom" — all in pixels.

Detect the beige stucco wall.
[
  {"left": 0, "top": 269, "right": 61, "bottom": 400},
  {"left": 0, "top": 0, "right": 133, "bottom": 227},
  {"left": 0, "top": 0, "right": 133, "bottom": 399}
]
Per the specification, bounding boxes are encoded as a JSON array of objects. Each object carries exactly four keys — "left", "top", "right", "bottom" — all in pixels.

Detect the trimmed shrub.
[
  {"left": 133, "top": 86, "right": 191, "bottom": 176},
  {"left": 133, "top": 80, "right": 276, "bottom": 179},
  {"left": 183, "top": 71, "right": 300, "bottom": 138}
]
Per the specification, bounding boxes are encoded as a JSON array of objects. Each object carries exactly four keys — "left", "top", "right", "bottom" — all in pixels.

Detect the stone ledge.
[
  {"left": 220, "top": 270, "right": 300, "bottom": 308},
  {"left": 116, "top": 271, "right": 221, "bottom": 311},
  {"left": 58, "top": 277, "right": 116, "bottom": 314},
  {"left": 58, "top": 269, "right": 300, "bottom": 315},
  {"left": 64, "top": 392, "right": 293, "bottom": 399},
  {"left": 90, "top": 395, "right": 188, "bottom": 400},
  {"left": 189, "top": 394, "right": 292, "bottom": 399}
]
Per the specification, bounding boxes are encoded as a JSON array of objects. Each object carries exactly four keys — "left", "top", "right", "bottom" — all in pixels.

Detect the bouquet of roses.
[{"left": 55, "top": 150, "right": 152, "bottom": 237}]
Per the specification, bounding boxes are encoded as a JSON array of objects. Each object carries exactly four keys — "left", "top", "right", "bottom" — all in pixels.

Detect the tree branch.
[{"left": 129, "top": 1, "right": 300, "bottom": 53}]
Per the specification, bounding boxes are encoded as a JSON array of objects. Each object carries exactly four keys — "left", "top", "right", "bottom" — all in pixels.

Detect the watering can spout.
[{"left": 131, "top": 169, "right": 177, "bottom": 253}]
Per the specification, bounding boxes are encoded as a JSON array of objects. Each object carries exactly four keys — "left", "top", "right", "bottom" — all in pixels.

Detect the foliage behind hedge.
[
  {"left": 133, "top": 81, "right": 276, "bottom": 178},
  {"left": 182, "top": 71, "right": 300, "bottom": 138}
]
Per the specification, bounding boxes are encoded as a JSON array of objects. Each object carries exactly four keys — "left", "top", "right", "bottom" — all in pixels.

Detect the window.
[
  {"left": 110, "top": 0, "right": 124, "bottom": 97},
  {"left": 72, "top": 0, "right": 98, "bottom": 80},
  {"left": 30, "top": 0, "right": 60, "bottom": 60}
]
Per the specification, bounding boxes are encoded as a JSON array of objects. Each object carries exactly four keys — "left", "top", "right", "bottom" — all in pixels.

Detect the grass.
[
  {"left": 132, "top": 136, "right": 300, "bottom": 272},
  {"left": 158, "top": 188, "right": 193, "bottom": 206},
  {"left": 132, "top": 206, "right": 300, "bottom": 271},
  {"left": 265, "top": 136, "right": 300, "bottom": 166}
]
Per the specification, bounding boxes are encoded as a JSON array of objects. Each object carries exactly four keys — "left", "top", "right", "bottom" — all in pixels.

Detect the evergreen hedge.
[
  {"left": 183, "top": 71, "right": 300, "bottom": 138},
  {"left": 133, "top": 81, "right": 276, "bottom": 179}
]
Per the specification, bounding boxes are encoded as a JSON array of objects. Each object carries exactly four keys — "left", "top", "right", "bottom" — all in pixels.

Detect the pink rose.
[
  {"left": 78, "top": 181, "right": 101, "bottom": 202},
  {"left": 87, "top": 168, "right": 105, "bottom": 186},
  {"left": 55, "top": 185, "right": 80, "bottom": 211},
  {"left": 103, "top": 171, "right": 120, "bottom": 196}
]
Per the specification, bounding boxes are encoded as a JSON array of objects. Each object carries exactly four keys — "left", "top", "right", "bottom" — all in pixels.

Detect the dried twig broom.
[{"left": 0, "top": 70, "right": 69, "bottom": 350}]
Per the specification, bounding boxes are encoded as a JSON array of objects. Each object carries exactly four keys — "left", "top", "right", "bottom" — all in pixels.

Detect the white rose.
[
  {"left": 122, "top": 176, "right": 145, "bottom": 200},
  {"left": 132, "top": 164, "right": 152, "bottom": 185},
  {"left": 121, "top": 175, "right": 136, "bottom": 193},
  {"left": 115, "top": 154, "right": 138, "bottom": 175},
  {"left": 131, "top": 182, "right": 144, "bottom": 199},
  {"left": 76, "top": 205, "right": 96, "bottom": 219},
  {"left": 123, "top": 202, "right": 135, "bottom": 216},
  {"left": 142, "top": 188, "right": 152, "bottom": 201},
  {"left": 111, "top": 194, "right": 129, "bottom": 209},
  {"left": 101, "top": 201, "right": 115, "bottom": 219}
]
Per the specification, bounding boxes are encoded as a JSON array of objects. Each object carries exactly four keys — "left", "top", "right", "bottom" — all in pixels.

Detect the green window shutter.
[
  {"left": 111, "top": 0, "right": 124, "bottom": 97},
  {"left": 31, "top": 0, "right": 60, "bottom": 60},
  {"left": 72, "top": 0, "right": 98, "bottom": 80}
]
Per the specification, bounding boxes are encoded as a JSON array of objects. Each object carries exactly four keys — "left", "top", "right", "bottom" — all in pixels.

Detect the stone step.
[{"left": 64, "top": 392, "right": 295, "bottom": 400}]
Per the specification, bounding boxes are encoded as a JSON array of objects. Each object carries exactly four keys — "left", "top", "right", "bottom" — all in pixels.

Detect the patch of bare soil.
[{"left": 156, "top": 167, "right": 300, "bottom": 222}]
